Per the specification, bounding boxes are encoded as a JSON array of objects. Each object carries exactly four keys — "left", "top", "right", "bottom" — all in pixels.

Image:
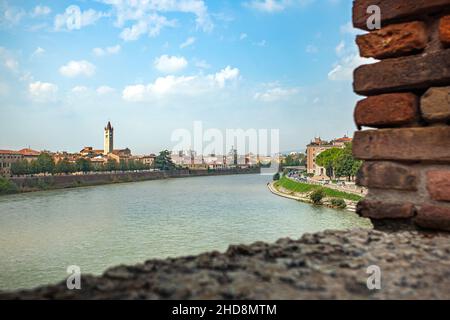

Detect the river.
[{"left": 0, "top": 174, "right": 371, "bottom": 291}]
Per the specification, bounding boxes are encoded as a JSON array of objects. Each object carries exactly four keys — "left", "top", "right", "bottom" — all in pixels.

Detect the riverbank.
[
  {"left": 2, "top": 228, "right": 449, "bottom": 299},
  {"left": 0, "top": 167, "right": 260, "bottom": 195},
  {"left": 269, "top": 177, "right": 362, "bottom": 212}
]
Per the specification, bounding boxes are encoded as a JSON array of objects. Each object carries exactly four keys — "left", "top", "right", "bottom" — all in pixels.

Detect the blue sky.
[{"left": 0, "top": 0, "right": 371, "bottom": 154}]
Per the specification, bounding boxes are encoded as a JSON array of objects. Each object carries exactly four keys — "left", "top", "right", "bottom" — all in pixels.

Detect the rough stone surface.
[
  {"left": 427, "top": 170, "right": 450, "bottom": 201},
  {"left": 440, "top": 15, "right": 450, "bottom": 46},
  {"left": 357, "top": 200, "right": 415, "bottom": 219},
  {"left": 354, "top": 93, "right": 419, "bottom": 128},
  {"left": 353, "top": 127, "right": 450, "bottom": 162},
  {"left": 353, "top": 0, "right": 450, "bottom": 31},
  {"left": 356, "top": 22, "right": 427, "bottom": 59},
  {"left": 1, "top": 229, "right": 450, "bottom": 300},
  {"left": 415, "top": 205, "right": 450, "bottom": 231},
  {"left": 353, "top": 49, "right": 450, "bottom": 96},
  {"left": 357, "top": 161, "right": 418, "bottom": 191},
  {"left": 420, "top": 86, "right": 450, "bottom": 122}
]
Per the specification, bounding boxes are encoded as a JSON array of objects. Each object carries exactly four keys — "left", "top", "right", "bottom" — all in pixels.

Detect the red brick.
[
  {"left": 415, "top": 204, "right": 450, "bottom": 231},
  {"left": 353, "top": 0, "right": 450, "bottom": 31},
  {"left": 357, "top": 161, "right": 418, "bottom": 191},
  {"left": 356, "top": 22, "right": 427, "bottom": 59},
  {"left": 420, "top": 86, "right": 450, "bottom": 122},
  {"left": 353, "top": 49, "right": 450, "bottom": 96},
  {"left": 353, "top": 127, "right": 450, "bottom": 162},
  {"left": 440, "top": 15, "right": 450, "bottom": 46},
  {"left": 354, "top": 93, "right": 419, "bottom": 128},
  {"left": 357, "top": 199, "right": 415, "bottom": 219},
  {"left": 427, "top": 170, "right": 450, "bottom": 201}
]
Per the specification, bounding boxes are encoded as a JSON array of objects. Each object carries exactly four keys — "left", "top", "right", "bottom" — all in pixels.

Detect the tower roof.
[{"left": 105, "top": 121, "right": 113, "bottom": 130}]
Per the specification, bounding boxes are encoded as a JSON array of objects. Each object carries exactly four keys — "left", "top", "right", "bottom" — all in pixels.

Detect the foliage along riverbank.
[
  {"left": 0, "top": 168, "right": 260, "bottom": 196},
  {"left": 271, "top": 176, "right": 363, "bottom": 211}
]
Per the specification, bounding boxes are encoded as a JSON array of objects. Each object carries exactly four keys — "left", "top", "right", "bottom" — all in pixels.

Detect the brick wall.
[{"left": 352, "top": 0, "right": 450, "bottom": 231}]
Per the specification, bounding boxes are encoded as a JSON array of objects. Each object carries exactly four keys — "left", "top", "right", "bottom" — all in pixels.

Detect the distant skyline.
[{"left": 0, "top": 0, "right": 373, "bottom": 154}]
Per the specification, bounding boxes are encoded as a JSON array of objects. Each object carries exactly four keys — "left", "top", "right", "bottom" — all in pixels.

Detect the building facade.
[
  {"left": 0, "top": 150, "right": 23, "bottom": 176},
  {"left": 104, "top": 121, "right": 114, "bottom": 155},
  {"left": 306, "top": 136, "right": 352, "bottom": 179}
]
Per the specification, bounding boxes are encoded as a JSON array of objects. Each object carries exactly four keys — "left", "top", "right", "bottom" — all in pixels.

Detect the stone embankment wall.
[
  {"left": 9, "top": 168, "right": 260, "bottom": 193},
  {"left": 352, "top": 0, "right": 450, "bottom": 231}
]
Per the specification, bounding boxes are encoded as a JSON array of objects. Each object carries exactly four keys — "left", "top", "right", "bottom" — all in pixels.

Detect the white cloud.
[
  {"left": 32, "top": 47, "right": 45, "bottom": 58},
  {"left": 120, "top": 15, "right": 176, "bottom": 41},
  {"left": 71, "top": 86, "right": 88, "bottom": 94},
  {"left": 97, "top": 85, "right": 115, "bottom": 95},
  {"left": 254, "top": 87, "right": 299, "bottom": 102},
  {"left": 194, "top": 59, "right": 211, "bottom": 69},
  {"left": 211, "top": 66, "right": 240, "bottom": 88},
  {"left": 254, "top": 40, "right": 267, "bottom": 47},
  {"left": 244, "top": 0, "right": 285, "bottom": 12},
  {"left": 29, "top": 81, "right": 58, "bottom": 102},
  {"left": 340, "top": 21, "right": 362, "bottom": 35},
  {"left": 328, "top": 53, "right": 375, "bottom": 81},
  {"left": 32, "top": 5, "right": 51, "bottom": 17},
  {"left": 59, "top": 60, "right": 96, "bottom": 78},
  {"left": 180, "top": 37, "right": 196, "bottom": 49},
  {"left": 0, "top": 1, "right": 25, "bottom": 26},
  {"left": 123, "top": 66, "right": 240, "bottom": 102},
  {"left": 0, "top": 47, "right": 18, "bottom": 72},
  {"left": 54, "top": 5, "right": 106, "bottom": 31},
  {"left": 154, "top": 55, "right": 188, "bottom": 74},
  {"left": 335, "top": 41, "right": 345, "bottom": 56},
  {"left": 240, "top": 33, "right": 248, "bottom": 40},
  {"left": 243, "top": 0, "right": 313, "bottom": 13},
  {"left": 93, "top": 45, "right": 121, "bottom": 56},
  {"left": 102, "top": 0, "right": 213, "bottom": 41}
]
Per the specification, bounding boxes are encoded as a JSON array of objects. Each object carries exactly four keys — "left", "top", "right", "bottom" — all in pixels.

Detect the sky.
[{"left": 0, "top": 0, "right": 373, "bottom": 155}]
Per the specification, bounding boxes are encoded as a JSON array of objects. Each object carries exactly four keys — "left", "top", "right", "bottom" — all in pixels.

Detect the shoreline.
[
  {"left": 0, "top": 168, "right": 261, "bottom": 196},
  {"left": 267, "top": 181, "right": 358, "bottom": 212}
]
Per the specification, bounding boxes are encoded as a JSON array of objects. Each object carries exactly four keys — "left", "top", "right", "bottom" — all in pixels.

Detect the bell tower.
[{"left": 104, "top": 121, "right": 114, "bottom": 155}]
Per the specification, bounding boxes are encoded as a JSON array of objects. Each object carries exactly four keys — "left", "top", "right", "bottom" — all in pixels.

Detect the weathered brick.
[
  {"left": 420, "top": 86, "right": 450, "bottom": 122},
  {"left": 353, "top": 49, "right": 450, "bottom": 96},
  {"left": 440, "top": 15, "right": 450, "bottom": 46},
  {"left": 353, "top": 0, "right": 450, "bottom": 31},
  {"left": 357, "top": 161, "right": 418, "bottom": 191},
  {"left": 356, "top": 22, "right": 427, "bottom": 59},
  {"left": 353, "top": 127, "right": 450, "bottom": 162},
  {"left": 354, "top": 93, "right": 419, "bottom": 128},
  {"left": 415, "top": 204, "right": 450, "bottom": 231},
  {"left": 427, "top": 170, "right": 450, "bottom": 201},
  {"left": 357, "top": 199, "right": 415, "bottom": 219}
]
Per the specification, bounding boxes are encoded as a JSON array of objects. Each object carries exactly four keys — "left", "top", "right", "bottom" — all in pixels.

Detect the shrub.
[
  {"left": 310, "top": 188, "right": 325, "bottom": 204},
  {"left": 0, "top": 177, "right": 18, "bottom": 195},
  {"left": 330, "top": 198, "right": 347, "bottom": 209},
  {"left": 273, "top": 172, "right": 280, "bottom": 181}
]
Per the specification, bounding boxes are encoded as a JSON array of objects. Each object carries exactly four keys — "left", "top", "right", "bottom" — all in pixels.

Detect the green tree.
[
  {"left": 334, "top": 143, "right": 360, "bottom": 181},
  {"left": 76, "top": 158, "right": 92, "bottom": 173},
  {"left": 106, "top": 159, "right": 118, "bottom": 172},
  {"left": 55, "top": 159, "right": 74, "bottom": 174},
  {"left": 11, "top": 160, "right": 29, "bottom": 176},
  {"left": 0, "top": 176, "right": 17, "bottom": 195},
  {"left": 155, "top": 150, "right": 176, "bottom": 171},
  {"left": 36, "top": 153, "right": 55, "bottom": 174},
  {"left": 310, "top": 188, "right": 325, "bottom": 204},
  {"left": 315, "top": 148, "right": 341, "bottom": 179}
]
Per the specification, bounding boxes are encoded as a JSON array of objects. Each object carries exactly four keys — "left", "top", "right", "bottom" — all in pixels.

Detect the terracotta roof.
[
  {"left": 18, "top": 148, "right": 41, "bottom": 156},
  {"left": 0, "top": 150, "right": 21, "bottom": 155}
]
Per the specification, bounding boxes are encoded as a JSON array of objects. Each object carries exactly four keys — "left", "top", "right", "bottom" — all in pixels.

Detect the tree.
[
  {"left": 155, "top": 150, "right": 176, "bottom": 171},
  {"left": 106, "top": 159, "right": 118, "bottom": 172},
  {"left": 334, "top": 143, "right": 360, "bottom": 181},
  {"left": 55, "top": 159, "right": 74, "bottom": 174},
  {"left": 36, "top": 153, "right": 55, "bottom": 174},
  {"left": 76, "top": 158, "right": 92, "bottom": 173},
  {"left": 11, "top": 160, "right": 29, "bottom": 176},
  {"left": 310, "top": 188, "right": 325, "bottom": 204},
  {"left": 315, "top": 148, "right": 341, "bottom": 179}
]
